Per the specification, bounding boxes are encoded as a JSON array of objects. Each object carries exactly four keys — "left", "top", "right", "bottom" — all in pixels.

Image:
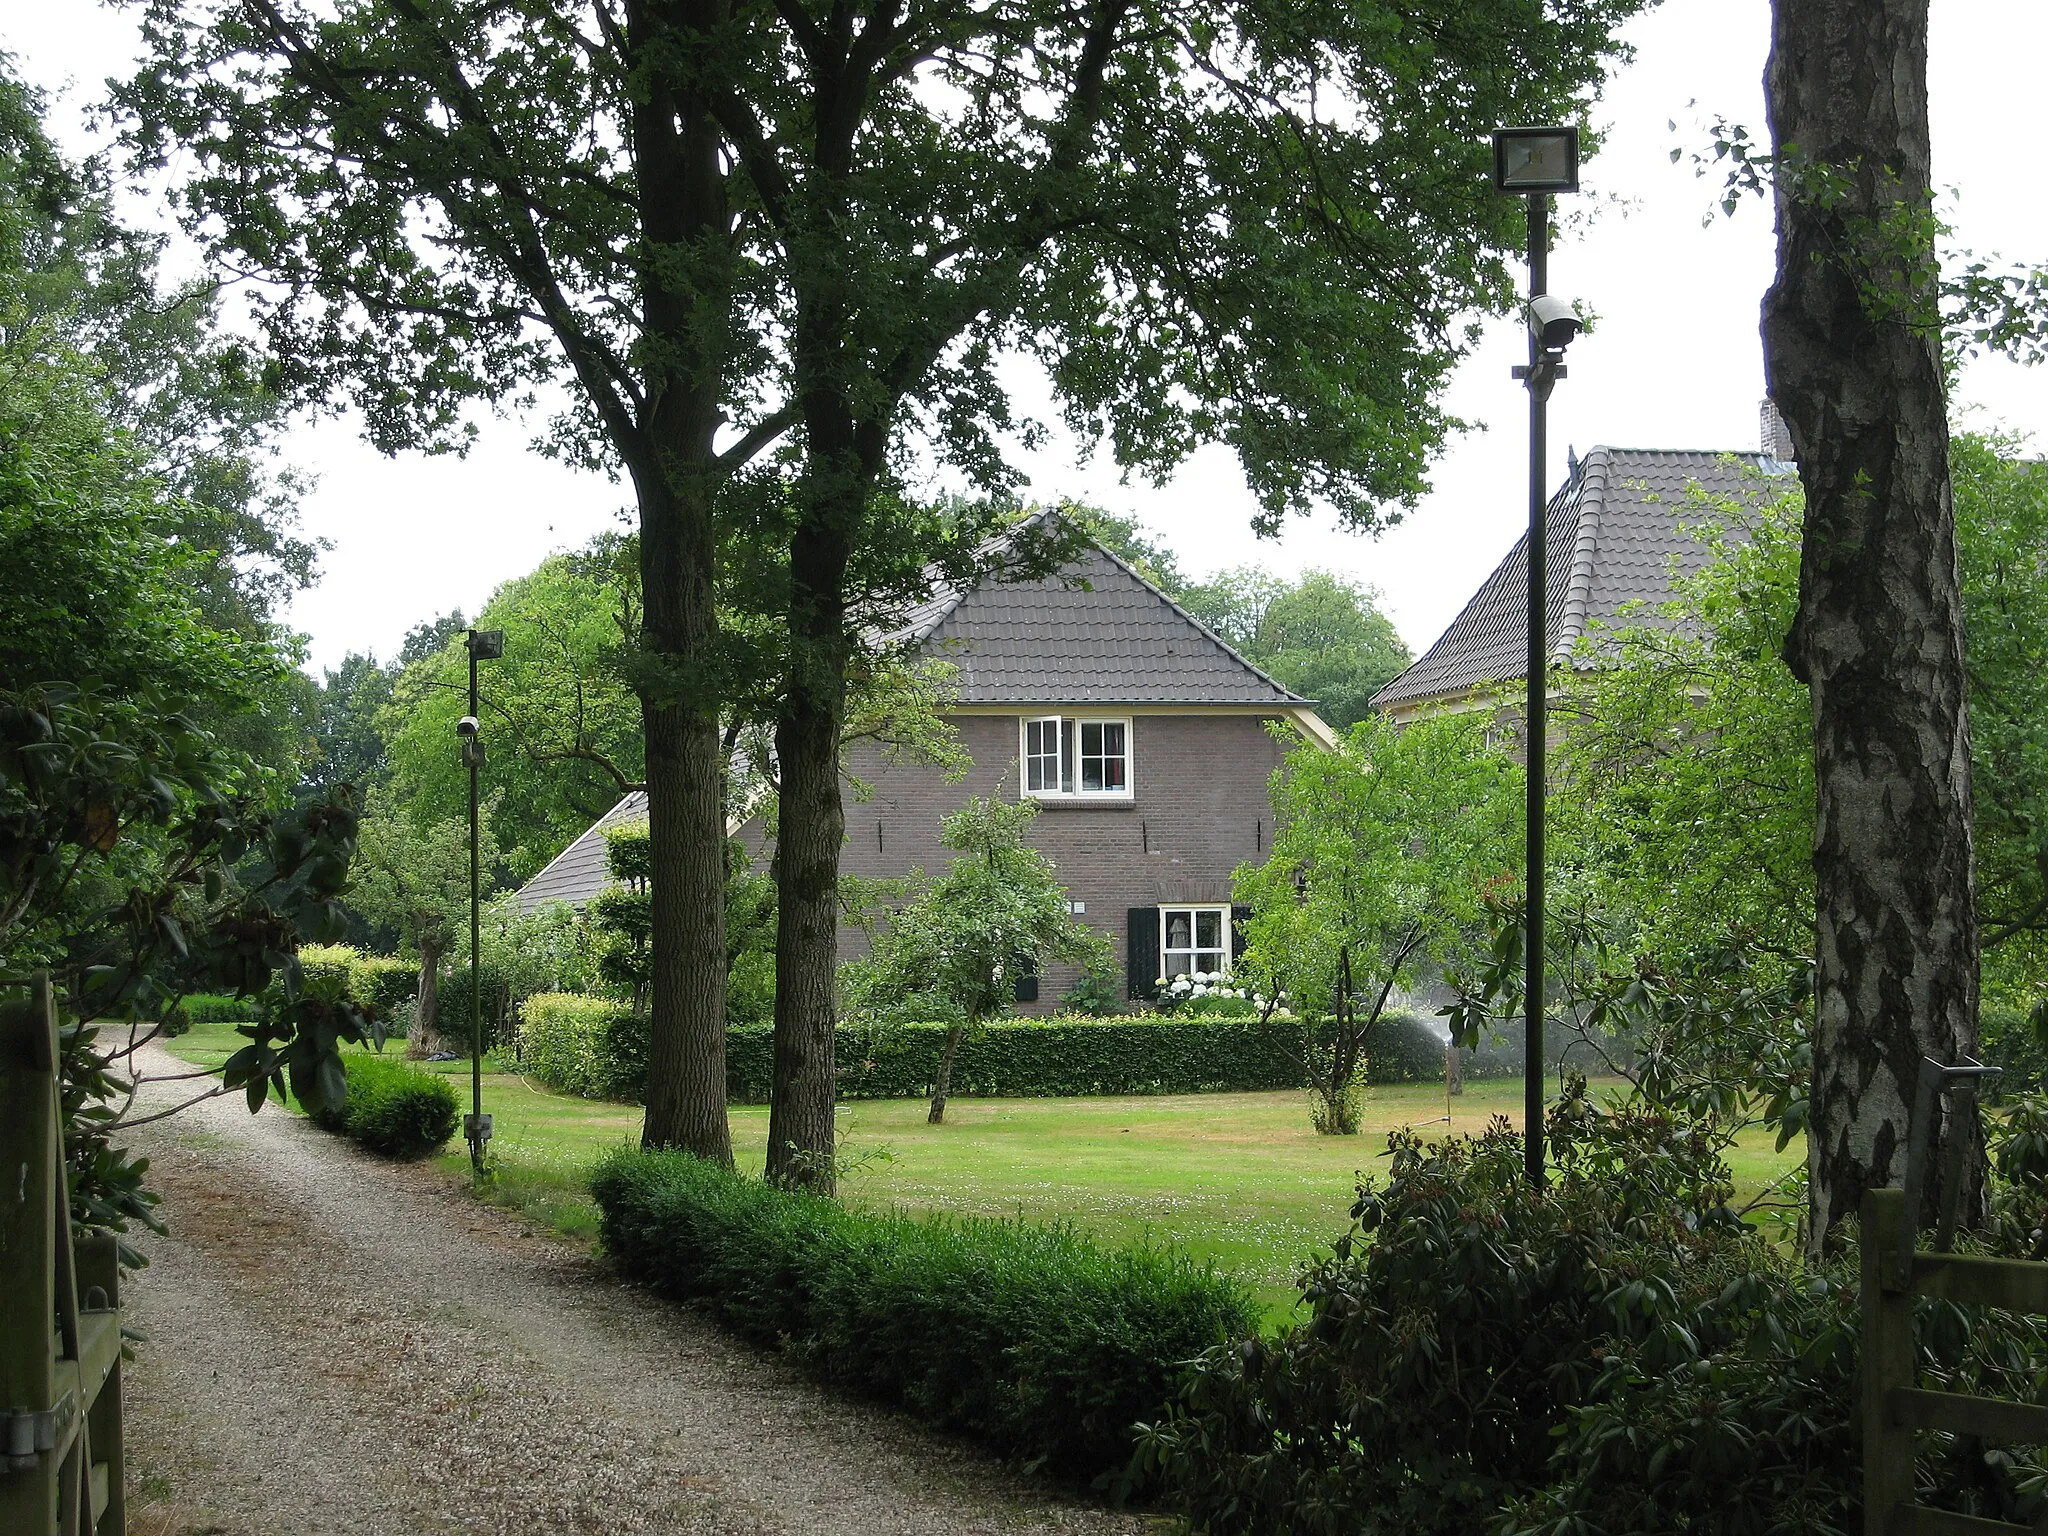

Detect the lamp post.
[
  {"left": 1492, "top": 126, "right": 1581, "bottom": 1187},
  {"left": 458, "top": 627, "right": 504, "bottom": 1176}
]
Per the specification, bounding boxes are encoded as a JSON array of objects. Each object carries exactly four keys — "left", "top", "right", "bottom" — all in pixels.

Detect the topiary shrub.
[
  {"left": 591, "top": 1145, "right": 1255, "bottom": 1486},
  {"left": 310, "top": 1052, "right": 459, "bottom": 1159}
]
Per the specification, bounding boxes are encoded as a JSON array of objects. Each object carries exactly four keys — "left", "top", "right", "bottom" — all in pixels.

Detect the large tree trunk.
[
  {"left": 766, "top": 530, "right": 849, "bottom": 1189},
  {"left": 1763, "top": 0, "right": 1981, "bottom": 1248},
  {"left": 408, "top": 937, "right": 444, "bottom": 1059},
  {"left": 628, "top": 20, "right": 733, "bottom": 1165}
]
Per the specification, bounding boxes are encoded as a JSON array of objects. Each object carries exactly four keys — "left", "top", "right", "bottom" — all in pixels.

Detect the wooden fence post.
[
  {"left": 1, "top": 974, "right": 125, "bottom": 1536},
  {"left": 1862, "top": 1186, "right": 1915, "bottom": 1536}
]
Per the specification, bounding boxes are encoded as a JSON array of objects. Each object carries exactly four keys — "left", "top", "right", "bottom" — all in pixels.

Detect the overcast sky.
[{"left": 7, "top": 2, "right": 2046, "bottom": 677}]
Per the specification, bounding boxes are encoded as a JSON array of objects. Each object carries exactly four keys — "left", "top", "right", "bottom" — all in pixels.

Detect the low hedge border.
[
  {"left": 590, "top": 1145, "right": 1255, "bottom": 1485},
  {"left": 310, "top": 1052, "right": 459, "bottom": 1159}
]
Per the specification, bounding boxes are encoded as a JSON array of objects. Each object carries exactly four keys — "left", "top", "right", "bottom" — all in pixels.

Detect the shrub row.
[
  {"left": 309, "top": 1052, "right": 459, "bottom": 1159},
  {"left": 516, "top": 992, "right": 1591, "bottom": 1104},
  {"left": 591, "top": 1145, "right": 1255, "bottom": 1485},
  {"left": 173, "top": 992, "right": 258, "bottom": 1025}
]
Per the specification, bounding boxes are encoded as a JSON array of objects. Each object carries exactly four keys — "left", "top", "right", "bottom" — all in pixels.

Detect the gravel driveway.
[{"left": 117, "top": 1044, "right": 1146, "bottom": 1536}]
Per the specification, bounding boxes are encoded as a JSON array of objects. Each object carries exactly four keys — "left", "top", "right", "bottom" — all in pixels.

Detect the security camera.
[
  {"left": 455, "top": 715, "right": 480, "bottom": 738},
  {"left": 1525, "top": 294, "right": 1582, "bottom": 352}
]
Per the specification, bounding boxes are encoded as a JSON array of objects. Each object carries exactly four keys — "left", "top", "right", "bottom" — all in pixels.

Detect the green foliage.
[
  {"left": 1182, "top": 569, "right": 1412, "bottom": 728},
  {"left": 588, "top": 826, "right": 774, "bottom": 1025},
  {"left": 1138, "top": 1081, "right": 1808, "bottom": 1534},
  {"left": 1552, "top": 440, "right": 2048, "bottom": 1013},
  {"left": 844, "top": 797, "right": 1106, "bottom": 1030},
  {"left": 1954, "top": 435, "right": 2048, "bottom": 996},
  {"left": 347, "top": 954, "right": 418, "bottom": 1016},
  {"left": 0, "top": 315, "right": 372, "bottom": 1259},
  {"left": 295, "top": 943, "right": 359, "bottom": 997},
  {"left": 175, "top": 993, "right": 260, "bottom": 1025},
  {"left": 517, "top": 992, "right": 648, "bottom": 1102},
  {"left": 347, "top": 793, "right": 497, "bottom": 1046},
  {"left": 591, "top": 1145, "right": 1257, "bottom": 1485},
  {"left": 437, "top": 959, "right": 513, "bottom": 1053},
  {"left": 1238, "top": 714, "right": 1518, "bottom": 1132},
  {"left": 309, "top": 1051, "right": 459, "bottom": 1159},
  {"left": 380, "top": 538, "right": 644, "bottom": 882}
]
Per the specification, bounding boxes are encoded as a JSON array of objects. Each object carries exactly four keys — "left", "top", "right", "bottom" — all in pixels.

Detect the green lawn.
[{"left": 166, "top": 1021, "right": 1801, "bottom": 1319}]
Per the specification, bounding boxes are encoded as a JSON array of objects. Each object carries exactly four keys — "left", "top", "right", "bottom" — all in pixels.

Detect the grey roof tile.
[
  {"left": 1372, "top": 447, "right": 1796, "bottom": 711},
  {"left": 513, "top": 790, "right": 645, "bottom": 911},
  {"left": 894, "top": 516, "right": 1310, "bottom": 707}
]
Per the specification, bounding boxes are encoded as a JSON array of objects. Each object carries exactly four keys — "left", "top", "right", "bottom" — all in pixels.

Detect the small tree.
[
  {"left": 844, "top": 797, "right": 1107, "bottom": 1125},
  {"left": 1238, "top": 715, "right": 1519, "bottom": 1134},
  {"left": 349, "top": 797, "right": 496, "bottom": 1057}
]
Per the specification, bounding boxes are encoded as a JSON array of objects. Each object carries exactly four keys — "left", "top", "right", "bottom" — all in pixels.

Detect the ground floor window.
[{"left": 1161, "top": 905, "right": 1229, "bottom": 980}]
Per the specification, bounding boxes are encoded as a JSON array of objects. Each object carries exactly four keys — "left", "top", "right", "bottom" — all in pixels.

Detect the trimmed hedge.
[
  {"left": 349, "top": 954, "right": 418, "bottom": 1017},
  {"left": 297, "top": 942, "right": 360, "bottom": 996},
  {"left": 175, "top": 992, "right": 260, "bottom": 1024},
  {"left": 591, "top": 1146, "right": 1255, "bottom": 1484},
  {"left": 519, "top": 992, "right": 647, "bottom": 1100},
  {"left": 519, "top": 993, "right": 1500, "bottom": 1104},
  {"left": 310, "top": 1052, "right": 459, "bottom": 1159},
  {"left": 517, "top": 991, "right": 1604, "bottom": 1106}
]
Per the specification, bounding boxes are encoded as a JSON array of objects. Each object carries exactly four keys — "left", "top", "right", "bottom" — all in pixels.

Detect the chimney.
[{"left": 1760, "top": 398, "right": 1796, "bottom": 462}]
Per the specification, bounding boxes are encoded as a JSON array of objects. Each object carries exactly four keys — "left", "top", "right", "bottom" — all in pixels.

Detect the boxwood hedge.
[
  {"left": 310, "top": 1052, "right": 459, "bottom": 1159},
  {"left": 591, "top": 1145, "right": 1255, "bottom": 1485}
]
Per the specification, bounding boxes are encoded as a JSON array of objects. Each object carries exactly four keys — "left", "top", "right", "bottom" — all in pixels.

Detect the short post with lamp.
[
  {"left": 1491, "top": 126, "right": 1583, "bottom": 1187},
  {"left": 457, "top": 627, "right": 504, "bottom": 1175}
]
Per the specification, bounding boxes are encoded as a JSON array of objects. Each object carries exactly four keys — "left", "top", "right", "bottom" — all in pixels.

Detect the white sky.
[{"left": 7, "top": 1, "right": 2046, "bottom": 678}]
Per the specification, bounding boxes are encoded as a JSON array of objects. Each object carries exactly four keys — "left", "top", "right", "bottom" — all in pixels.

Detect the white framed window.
[
  {"left": 1161, "top": 905, "right": 1230, "bottom": 980},
  {"left": 1020, "top": 716, "right": 1131, "bottom": 798}
]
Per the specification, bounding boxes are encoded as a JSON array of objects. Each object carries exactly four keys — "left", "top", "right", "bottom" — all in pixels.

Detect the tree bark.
[
  {"left": 1763, "top": 0, "right": 1981, "bottom": 1247},
  {"left": 628, "top": 5, "right": 733, "bottom": 1165},
  {"left": 928, "top": 1025, "right": 964, "bottom": 1125},
  {"left": 765, "top": 542, "right": 849, "bottom": 1186},
  {"left": 408, "top": 938, "right": 443, "bottom": 1059}
]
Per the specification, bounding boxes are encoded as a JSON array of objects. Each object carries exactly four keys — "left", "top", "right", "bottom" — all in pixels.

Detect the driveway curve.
[{"left": 117, "top": 1044, "right": 1141, "bottom": 1536}]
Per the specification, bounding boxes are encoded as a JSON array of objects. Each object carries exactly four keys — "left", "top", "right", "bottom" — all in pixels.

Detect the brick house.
[{"left": 518, "top": 522, "right": 1337, "bottom": 1010}]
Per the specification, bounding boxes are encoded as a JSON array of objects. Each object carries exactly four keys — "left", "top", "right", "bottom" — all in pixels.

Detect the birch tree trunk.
[{"left": 1762, "top": 0, "right": 1981, "bottom": 1248}]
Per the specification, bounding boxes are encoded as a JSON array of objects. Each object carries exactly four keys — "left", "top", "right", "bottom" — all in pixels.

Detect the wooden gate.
[
  {"left": 1, "top": 973, "right": 127, "bottom": 1536},
  {"left": 1864, "top": 1184, "right": 2048, "bottom": 1536}
]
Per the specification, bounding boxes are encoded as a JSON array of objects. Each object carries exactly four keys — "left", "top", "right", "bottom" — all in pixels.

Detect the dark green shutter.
[
  {"left": 1231, "top": 904, "right": 1252, "bottom": 967},
  {"left": 1127, "top": 907, "right": 1160, "bottom": 1001}
]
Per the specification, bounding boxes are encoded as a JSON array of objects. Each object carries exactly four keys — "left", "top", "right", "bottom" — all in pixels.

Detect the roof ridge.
[{"left": 1552, "top": 451, "right": 1610, "bottom": 659}]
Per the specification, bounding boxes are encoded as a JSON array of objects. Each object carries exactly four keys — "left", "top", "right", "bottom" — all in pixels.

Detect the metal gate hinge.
[{"left": 3, "top": 1391, "right": 74, "bottom": 1473}]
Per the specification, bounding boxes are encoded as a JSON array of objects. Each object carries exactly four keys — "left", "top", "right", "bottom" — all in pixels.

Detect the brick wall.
[{"left": 739, "top": 710, "right": 1297, "bottom": 1011}]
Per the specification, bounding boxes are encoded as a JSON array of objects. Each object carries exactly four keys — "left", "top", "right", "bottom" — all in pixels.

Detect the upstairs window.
[{"left": 1022, "top": 716, "right": 1131, "bottom": 798}]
